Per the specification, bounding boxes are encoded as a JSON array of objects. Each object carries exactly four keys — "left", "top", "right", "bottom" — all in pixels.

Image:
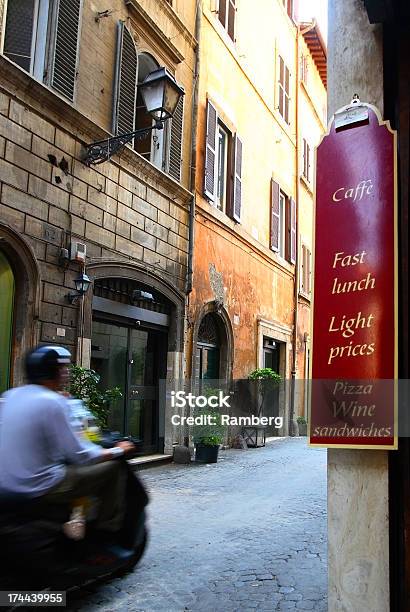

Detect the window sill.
[
  {"left": 300, "top": 174, "right": 313, "bottom": 195},
  {"left": 299, "top": 290, "right": 311, "bottom": 302}
]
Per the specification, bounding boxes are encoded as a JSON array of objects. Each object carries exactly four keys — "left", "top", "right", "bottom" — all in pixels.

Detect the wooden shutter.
[
  {"left": 50, "top": 0, "right": 82, "bottom": 101},
  {"left": 300, "top": 244, "right": 305, "bottom": 293},
  {"left": 228, "top": 0, "right": 236, "bottom": 41},
  {"left": 284, "top": 65, "right": 290, "bottom": 123},
  {"left": 3, "top": 0, "right": 36, "bottom": 72},
  {"left": 290, "top": 197, "right": 296, "bottom": 264},
  {"left": 270, "top": 179, "right": 280, "bottom": 252},
  {"left": 168, "top": 96, "right": 184, "bottom": 181},
  {"left": 204, "top": 100, "right": 218, "bottom": 201},
  {"left": 306, "top": 247, "right": 311, "bottom": 293},
  {"left": 113, "top": 22, "right": 138, "bottom": 136},
  {"left": 232, "top": 134, "right": 242, "bottom": 222},
  {"left": 278, "top": 57, "right": 284, "bottom": 118}
]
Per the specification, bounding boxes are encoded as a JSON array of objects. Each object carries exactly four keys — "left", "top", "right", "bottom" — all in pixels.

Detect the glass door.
[{"left": 91, "top": 318, "right": 167, "bottom": 454}]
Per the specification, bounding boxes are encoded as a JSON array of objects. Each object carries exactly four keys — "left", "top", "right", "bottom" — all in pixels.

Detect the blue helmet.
[{"left": 25, "top": 345, "right": 71, "bottom": 383}]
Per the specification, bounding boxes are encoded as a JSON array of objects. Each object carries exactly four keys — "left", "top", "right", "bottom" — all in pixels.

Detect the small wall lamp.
[{"left": 67, "top": 272, "right": 92, "bottom": 304}]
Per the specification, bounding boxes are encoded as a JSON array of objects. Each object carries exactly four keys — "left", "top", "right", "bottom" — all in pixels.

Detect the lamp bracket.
[
  {"left": 67, "top": 292, "right": 82, "bottom": 305},
  {"left": 83, "top": 121, "right": 164, "bottom": 166}
]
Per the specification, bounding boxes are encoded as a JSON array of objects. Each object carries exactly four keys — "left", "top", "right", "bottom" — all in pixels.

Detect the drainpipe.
[
  {"left": 290, "top": 20, "right": 316, "bottom": 436},
  {"left": 185, "top": 0, "right": 202, "bottom": 295}
]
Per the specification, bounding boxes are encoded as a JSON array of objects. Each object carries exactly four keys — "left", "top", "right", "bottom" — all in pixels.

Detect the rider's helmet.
[{"left": 25, "top": 345, "right": 72, "bottom": 384}]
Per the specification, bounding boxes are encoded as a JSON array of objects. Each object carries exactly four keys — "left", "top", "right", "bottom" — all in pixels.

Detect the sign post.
[{"left": 309, "top": 101, "right": 397, "bottom": 449}]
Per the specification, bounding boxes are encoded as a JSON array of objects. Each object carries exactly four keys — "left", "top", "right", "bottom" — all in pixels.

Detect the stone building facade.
[
  {"left": 185, "top": 0, "right": 326, "bottom": 432},
  {"left": 0, "top": 0, "right": 197, "bottom": 455}
]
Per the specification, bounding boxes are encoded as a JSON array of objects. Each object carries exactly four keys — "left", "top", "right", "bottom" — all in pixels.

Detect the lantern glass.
[
  {"left": 74, "top": 273, "right": 91, "bottom": 295},
  {"left": 140, "top": 67, "right": 184, "bottom": 123}
]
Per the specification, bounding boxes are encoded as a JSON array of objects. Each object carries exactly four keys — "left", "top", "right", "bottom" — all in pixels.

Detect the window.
[
  {"left": 218, "top": 0, "right": 236, "bottom": 41},
  {"left": 113, "top": 38, "right": 184, "bottom": 179},
  {"left": 300, "top": 244, "right": 312, "bottom": 296},
  {"left": 302, "top": 138, "right": 311, "bottom": 182},
  {"left": 2, "top": 0, "right": 82, "bottom": 101},
  {"left": 278, "top": 56, "right": 290, "bottom": 124},
  {"left": 270, "top": 179, "right": 296, "bottom": 264},
  {"left": 216, "top": 125, "right": 228, "bottom": 211},
  {"left": 204, "top": 100, "right": 242, "bottom": 222}
]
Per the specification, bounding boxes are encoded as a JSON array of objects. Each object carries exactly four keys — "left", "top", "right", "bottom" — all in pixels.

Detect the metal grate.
[
  {"left": 51, "top": 0, "right": 82, "bottom": 101},
  {"left": 198, "top": 314, "right": 220, "bottom": 347},
  {"left": 93, "top": 278, "right": 171, "bottom": 315}
]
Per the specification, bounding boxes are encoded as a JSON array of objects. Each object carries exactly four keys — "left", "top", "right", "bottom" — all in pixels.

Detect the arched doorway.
[
  {"left": 89, "top": 276, "right": 172, "bottom": 454},
  {"left": 193, "top": 305, "right": 234, "bottom": 383},
  {"left": 0, "top": 250, "right": 15, "bottom": 393},
  {"left": 0, "top": 226, "right": 40, "bottom": 389}
]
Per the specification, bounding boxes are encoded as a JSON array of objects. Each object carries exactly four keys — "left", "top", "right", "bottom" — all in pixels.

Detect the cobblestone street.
[{"left": 71, "top": 438, "right": 327, "bottom": 611}]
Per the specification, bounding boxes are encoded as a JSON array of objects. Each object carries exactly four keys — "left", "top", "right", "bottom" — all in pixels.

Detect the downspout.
[
  {"left": 182, "top": 1, "right": 201, "bottom": 448},
  {"left": 185, "top": 0, "right": 202, "bottom": 295},
  {"left": 290, "top": 20, "right": 316, "bottom": 436}
]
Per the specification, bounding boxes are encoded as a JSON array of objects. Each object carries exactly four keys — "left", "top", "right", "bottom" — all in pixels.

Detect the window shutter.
[
  {"left": 204, "top": 100, "right": 218, "bottom": 201},
  {"left": 270, "top": 179, "right": 280, "bottom": 252},
  {"left": 306, "top": 247, "right": 311, "bottom": 293},
  {"left": 113, "top": 22, "right": 138, "bottom": 136},
  {"left": 228, "top": 0, "right": 236, "bottom": 41},
  {"left": 3, "top": 0, "right": 36, "bottom": 72},
  {"left": 290, "top": 197, "right": 296, "bottom": 264},
  {"left": 50, "top": 0, "right": 82, "bottom": 101},
  {"left": 168, "top": 96, "right": 184, "bottom": 181},
  {"left": 232, "top": 134, "right": 242, "bottom": 222},
  {"left": 300, "top": 244, "right": 305, "bottom": 293},
  {"left": 278, "top": 57, "right": 284, "bottom": 117},
  {"left": 285, "top": 65, "right": 290, "bottom": 123}
]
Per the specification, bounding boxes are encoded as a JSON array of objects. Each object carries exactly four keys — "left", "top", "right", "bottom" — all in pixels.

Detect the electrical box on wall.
[{"left": 70, "top": 241, "right": 87, "bottom": 263}]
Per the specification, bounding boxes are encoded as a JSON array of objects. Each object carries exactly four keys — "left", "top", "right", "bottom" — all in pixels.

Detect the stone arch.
[
  {"left": 83, "top": 260, "right": 185, "bottom": 355},
  {"left": 192, "top": 301, "right": 234, "bottom": 382},
  {"left": 0, "top": 224, "right": 41, "bottom": 385}
]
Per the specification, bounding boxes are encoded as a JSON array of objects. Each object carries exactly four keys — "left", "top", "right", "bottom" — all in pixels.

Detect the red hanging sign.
[{"left": 309, "top": 103, "right": 397, "bottom": 449}]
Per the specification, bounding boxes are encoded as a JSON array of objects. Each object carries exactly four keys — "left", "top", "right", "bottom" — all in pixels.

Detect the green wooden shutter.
[
  {"left": 113, "top": 22, "right": 138, "bottom": 136},
  {"left": 50, "top": 0, "right": 82, "bottom": 101},
  {"left": 270, "top": 179, "right": 280, "bottom": 252},
  {"left": 168, "top": 96, "right": 184, "bottom": 181}
]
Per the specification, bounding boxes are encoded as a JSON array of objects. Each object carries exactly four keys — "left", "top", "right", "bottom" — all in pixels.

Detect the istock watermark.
[{"left": 170, "top": 390, "right": 232, "bottom": 409}]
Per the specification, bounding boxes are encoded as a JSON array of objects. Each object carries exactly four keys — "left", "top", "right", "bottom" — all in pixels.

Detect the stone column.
[{"left": 327, "top": 1, "right": 389, "bottom": 610}]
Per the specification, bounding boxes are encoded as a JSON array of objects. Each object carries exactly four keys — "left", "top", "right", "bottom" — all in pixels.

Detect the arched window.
[{"left": 0, "top": 251, "right": 15, "bottom": 392}]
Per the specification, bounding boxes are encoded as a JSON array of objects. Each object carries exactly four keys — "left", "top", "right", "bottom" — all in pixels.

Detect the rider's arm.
[{"left": 44, "top": 398, "right": 133, "bottom": 464}]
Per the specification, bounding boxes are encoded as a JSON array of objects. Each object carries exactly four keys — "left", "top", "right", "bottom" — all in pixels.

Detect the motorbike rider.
[{"left": 0, "top": 345, "right": 134, "bottom": 535}]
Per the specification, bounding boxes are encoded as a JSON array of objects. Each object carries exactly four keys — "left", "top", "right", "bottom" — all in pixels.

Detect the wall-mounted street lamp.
[
  {"left": 67, "top": 272, "right": 92, "bottom": 304},
  {"left": 83, "top": 67, "right": 184, "bottom": 166}
]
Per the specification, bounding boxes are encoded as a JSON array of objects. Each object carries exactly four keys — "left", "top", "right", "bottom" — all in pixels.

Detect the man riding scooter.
[{"left": 0, "top": 345, "right": 134, "bottom": 541}]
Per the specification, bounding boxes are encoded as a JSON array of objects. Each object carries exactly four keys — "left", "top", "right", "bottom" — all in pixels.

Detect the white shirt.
[{"left": 0, "top": 385, "right": 103, "bottom": 498}]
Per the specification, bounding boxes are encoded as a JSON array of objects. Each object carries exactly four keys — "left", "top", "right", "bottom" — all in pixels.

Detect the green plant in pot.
[
  {"left": 245, "top": 368, "right": 282, "bottom": 446},
  {"left": 69, "top": 365, "right": 122, "bottom": 430},
  {"left": 296, "top": 415, "right": 308, "bottom": 436},
  {"left": 192, "top": 386, "right": 227, "bottom": 463}
]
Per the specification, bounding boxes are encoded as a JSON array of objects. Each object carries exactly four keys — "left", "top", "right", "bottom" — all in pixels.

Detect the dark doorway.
[{"left": 91, "top": 319, "right": 167, "bottom": 454}]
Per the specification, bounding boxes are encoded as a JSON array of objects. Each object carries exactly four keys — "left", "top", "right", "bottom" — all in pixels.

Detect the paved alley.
[{"left": 71, "top": 438, "right": 327, "bottom": 611}]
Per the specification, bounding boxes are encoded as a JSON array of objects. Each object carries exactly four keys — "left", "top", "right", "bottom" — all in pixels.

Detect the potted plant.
[
  {"left": 245, "top": 368, "right": 282, "bottom": 447},
  {"left": 297, "top": 415, "right": 307, "bottom": 436},
  {"left": 193, "top": 405, "right": 226, "bottom": 464},
  {"left": 69, "top": 365, "right": 122, "bottom": 430}
]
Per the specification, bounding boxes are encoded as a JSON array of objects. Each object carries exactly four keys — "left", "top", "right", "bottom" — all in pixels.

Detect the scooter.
[{"left": 0, "top": 435, "right": 149, "bottom": 599}]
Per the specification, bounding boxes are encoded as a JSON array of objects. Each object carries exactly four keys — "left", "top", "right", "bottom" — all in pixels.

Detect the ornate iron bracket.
[{"left": 83, "top": 122, "right": 164, "bottom": 166}]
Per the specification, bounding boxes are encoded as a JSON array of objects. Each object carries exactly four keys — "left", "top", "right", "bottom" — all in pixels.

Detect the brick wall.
[{"left": 0, "top": 85, "right": 190, "bottom": 358}]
